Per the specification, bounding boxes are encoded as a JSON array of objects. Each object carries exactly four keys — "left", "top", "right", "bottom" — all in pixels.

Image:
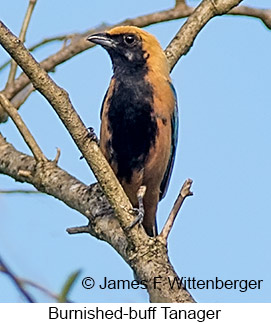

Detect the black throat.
[{"left": 106, "top": 67, "right": 158, "bottom": 183}]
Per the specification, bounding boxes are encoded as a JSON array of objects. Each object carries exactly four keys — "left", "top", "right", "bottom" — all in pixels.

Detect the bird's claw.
[
  {"left": 127, "top": 207, "right": 144, "bottom": 230},
  {"left": 86, "top": 127, "right": 99, "bottom": 143},
  {"left": 126, "top": 185, "right": 146, "bottom": 230},
  {"left": 80, "top": 127, "right": 99, "bottom": 160}
]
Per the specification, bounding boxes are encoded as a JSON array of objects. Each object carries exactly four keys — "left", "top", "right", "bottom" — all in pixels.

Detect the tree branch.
[
  {"left": 0, "top": 134, "right": 194, "bottom": 302},
  {"left": 6, "top": 0, "right": 37, "bottom": 86},
  {"left": 229, "top": 6, "right": 271, "bottom": 29},
  {"left": 159, "top": 179, "right": 193, "bottom": 241},
  {"left": 0, "top": 34, "right": 76, "bottom": 72},
  {"left": 175, "top": 0, "right": 187, "bottom": 8},
  {"left": 0, "top": 93, "right": 47, "bottom": 162},
  {"left": 0, "top": 189, "right": 41, "bottom": 194},
  {"left": 20, "top": 278, "right": 60, "bottom": 301},
  {"left": 0, "top": 255, "right": 34, "bottom": 303},
  {"left": 166, "top": 0, "right": 243, "bottom": 71},
  {"left": 0, "top": 256, "right": 72, "bottom": 301}
]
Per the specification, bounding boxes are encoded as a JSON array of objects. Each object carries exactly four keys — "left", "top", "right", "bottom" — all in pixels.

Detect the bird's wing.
[
  {"left": 159, "top": 82, "right": 178, "bottom": 200},
  {"left": 100, "top": 88, "right": 109, "bottom": 120}
]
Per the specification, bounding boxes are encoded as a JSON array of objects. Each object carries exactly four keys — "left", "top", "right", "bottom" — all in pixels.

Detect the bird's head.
[{"left": 87, "top": 26, "right": 169, "bottom": 77}]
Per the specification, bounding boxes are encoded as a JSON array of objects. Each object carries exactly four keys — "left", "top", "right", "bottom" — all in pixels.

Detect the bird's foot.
[
  {"left": 80, "top": 127, "right": 99, "bottom": 160},
  {"left": 127, "top": 206, "right": 144, "bottom": 230},
  {"left": 86, "top": 127, "right": 99, "bottom": 144},
  {"left": 127, "top": 186, "right": 146, "bottom": 230}
]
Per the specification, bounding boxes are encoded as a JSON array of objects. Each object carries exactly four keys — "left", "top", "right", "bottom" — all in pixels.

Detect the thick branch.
[
  {"left": 0, "top": 133, "right": 122, "bottom": 246},
  {"left": 0, "top": 134, "right": 194, "bottom": 302}
]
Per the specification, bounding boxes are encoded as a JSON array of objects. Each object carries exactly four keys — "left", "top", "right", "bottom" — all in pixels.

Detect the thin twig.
[
  {"left": 0, "top": 256, "right": 34, "bottom": 303},
  {"left": 6, "top": 0, "right": 37, "bottom": 86},
  {"left": 175, "top": 0, "right": 187, "bottom": 8},
  {"left": 66, "top": 225, "right": 90, "bottom": 234},
  {"left": 0, "top": 190, "right": 41, "bottom": 194},
  {"left": 229, "top": 6, "right": 271, "bottom": 29},
  {"left": 53, "top": 147, "right": 61, "bottom": 164},
  {"left": 29, "top": 34, "right": 71, "bottom": 51},
  {"left": 0, "top": 59, "right": 10, "bottom": 72},
  {"left": 21, "top": 278, "right": 60, "bottom": 301},
  {"left": 159, "top": 179, "right": 193, "bottom": 241},
  {"left": 0, "top": 93, "right": 47, "bottom": 162},
  {"left": 11, "top": 84, "right": 34, "bottom": 108},
  {"left": 0, "top": 35, "right": 70, "bottom": 72},
  {"left": 0, "top": 262, "right": 62, "bottom": 301}
]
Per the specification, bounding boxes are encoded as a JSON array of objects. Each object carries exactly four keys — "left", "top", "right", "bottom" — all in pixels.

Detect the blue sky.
[{"left": 0, "top": 0, "right": 270, "bottom": 302}]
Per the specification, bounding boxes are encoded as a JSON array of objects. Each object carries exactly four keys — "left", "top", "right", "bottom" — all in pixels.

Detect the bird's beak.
[{"left": 87, "top": 33, "right": 115, "bottom": 49}]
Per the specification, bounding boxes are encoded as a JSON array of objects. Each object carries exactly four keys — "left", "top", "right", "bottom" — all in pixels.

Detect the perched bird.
[{"left": 87, "top": 26, "right": 178, "bottom": 237}]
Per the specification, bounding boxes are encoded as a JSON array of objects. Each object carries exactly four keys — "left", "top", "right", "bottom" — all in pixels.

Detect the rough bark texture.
[{"left": 0, "top": 135, "right": 194, "bottom": 302}]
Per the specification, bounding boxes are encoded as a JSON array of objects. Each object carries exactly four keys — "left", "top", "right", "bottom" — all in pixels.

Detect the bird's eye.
[{"left": 124, "top": 35, "right": 135, "bottom": 46}]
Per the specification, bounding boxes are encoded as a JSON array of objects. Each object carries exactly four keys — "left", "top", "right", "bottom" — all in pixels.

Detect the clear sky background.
[{"left": 0, "top": 0, "right": 270, "bottom": 303}]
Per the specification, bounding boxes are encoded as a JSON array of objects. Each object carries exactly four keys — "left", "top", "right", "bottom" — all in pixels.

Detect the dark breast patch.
[{"left": 106, "top": 76, "right": 157, "bottom": 183}]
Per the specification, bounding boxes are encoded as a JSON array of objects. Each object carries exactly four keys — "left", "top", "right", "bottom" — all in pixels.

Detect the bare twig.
[
  {"left": 11, "top": 84, "right": 34, "bottom": 108},
  {"left": 0, "top": 34, "right": 73, "bottom": 72},
  {"left": 6, "top": 0, "right": 37, "bottom": 86},
  {"left": 0, "top": 59, "right": 10, "bottom": 72},
  {"left": 229, "top": 6, "right": 271, "bottom": 29},
  {"left": 53, "top": 147, "right": 61, "bottom": 164},
  {"left": 0, "top": 255, "right": 34, "bottom": 303},
  {"left": 0, "top": 260, "right": 63, "bottom": 301},
  {"left": 0, "top": 189, "right": 41, "bottom": 194},
  {"left": 166, "top": 0, "right": 243, "bottom": 71},
  {"left": 20, "top": 278, "right": 60, "bottom": 301},
  {"left": 175, "top": 0, "right": 187, "bottom": 8},
  {"left": 159, "top": 179, "right": 193, "bottom": 241},
  {"left": 29, "top": 34, "right": 72, "bottom": 51},
  {"left": 67, "top": 225, "right": 90, "bottom": 234},
  {"left": 0, "top": 93, "right": 46, "bottom": 162}
]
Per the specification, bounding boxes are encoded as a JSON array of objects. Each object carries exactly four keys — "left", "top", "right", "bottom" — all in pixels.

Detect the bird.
[{"left": 87, "top": 26, "right": 178, "bottom": 237}]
